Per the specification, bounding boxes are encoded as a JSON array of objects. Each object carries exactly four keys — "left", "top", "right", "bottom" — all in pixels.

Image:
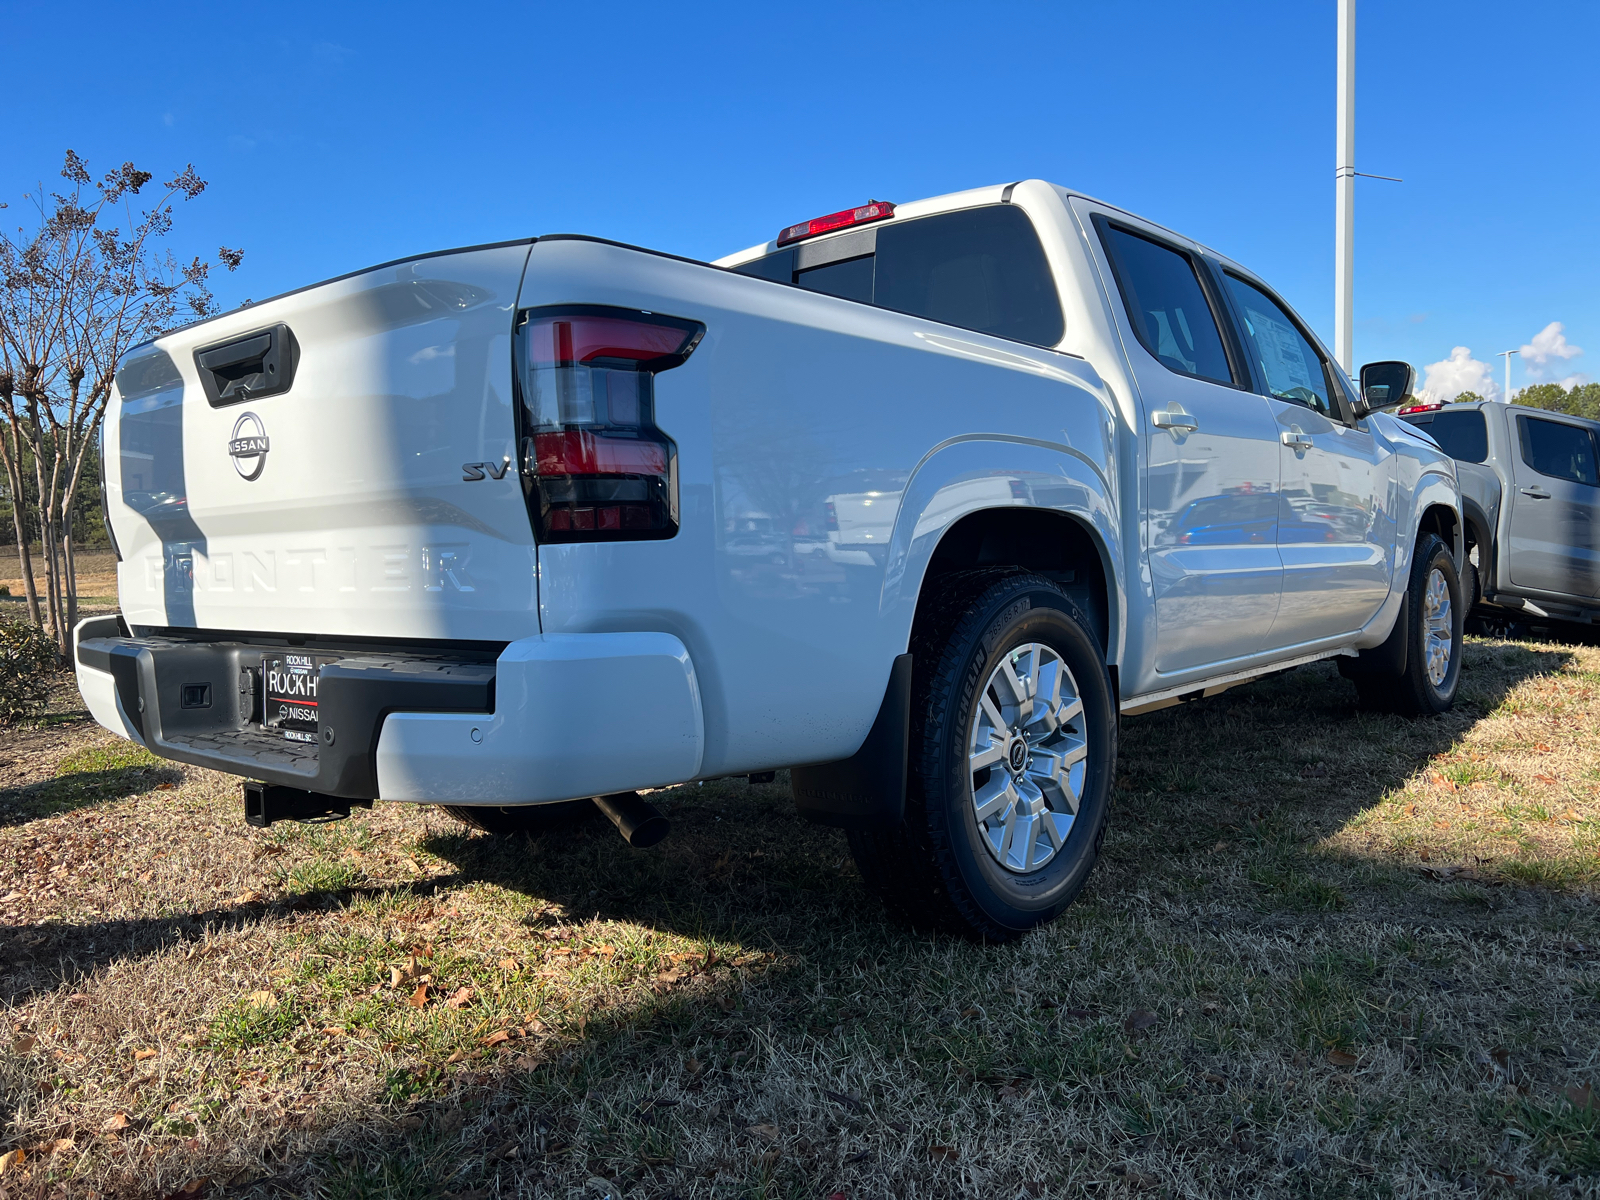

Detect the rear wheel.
[
  {"left": 848, "top": 571, "right": 1117, "bottom": 941},
  {"left": 440, "top": 800, "right": 594, "bottom": 836}
]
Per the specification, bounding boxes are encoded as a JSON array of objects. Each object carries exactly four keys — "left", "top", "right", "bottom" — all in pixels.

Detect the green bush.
[{"left": 0, "top": 619, "right": 60, "bottom": 724}]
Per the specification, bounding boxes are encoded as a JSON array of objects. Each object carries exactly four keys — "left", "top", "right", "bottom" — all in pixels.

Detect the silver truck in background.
[{"left": 1400, "top": 400, "right": 1600, "bottom": 628}]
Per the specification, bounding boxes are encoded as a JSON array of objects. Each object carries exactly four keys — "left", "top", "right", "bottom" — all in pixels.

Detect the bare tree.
[{"left": 0, "top": 151, "right": 242, "bottom": 655}]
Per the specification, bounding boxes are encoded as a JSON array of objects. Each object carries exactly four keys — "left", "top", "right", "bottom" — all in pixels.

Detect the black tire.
[
  {"left": 847, "top": 570, "right": 1117, "bottom": 941},
  {"left": 1346, "top": 533, "right": 1463, "bottom": 716},
  {"left": 440, "top": 800, "right": 594, "bottom": 835}
]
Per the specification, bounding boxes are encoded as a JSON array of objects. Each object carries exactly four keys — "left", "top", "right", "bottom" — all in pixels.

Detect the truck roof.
[{"left": 712, "top": 179, "right": 1222, "bottom": 269}]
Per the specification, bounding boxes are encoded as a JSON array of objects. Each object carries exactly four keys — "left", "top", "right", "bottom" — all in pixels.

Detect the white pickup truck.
[{"left": 76, "top": 180, "right": 1465, "bottom": 940}]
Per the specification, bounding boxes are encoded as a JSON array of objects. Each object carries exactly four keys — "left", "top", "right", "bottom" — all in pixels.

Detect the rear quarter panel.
[{"left": 521, "top": 238, "right": 1120, "bottom": 776}]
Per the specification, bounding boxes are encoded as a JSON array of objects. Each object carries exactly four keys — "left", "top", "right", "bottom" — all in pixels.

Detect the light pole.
[
  {"left": 1498, "top": 350, "right": 1519, "bottom": 403},
  {"left": 1334, "top": 0, "right": 1401, "bottom": 379},
  {"left": 1335, "top": 0, "right": 1355, "bottom": 376}
]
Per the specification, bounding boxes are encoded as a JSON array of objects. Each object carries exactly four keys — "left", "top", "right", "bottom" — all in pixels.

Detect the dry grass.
[
  {"left": 0, "top": 551, "right": 119, "bottom": 614},
  {"left": 0, "top": 635, "right": 1597, "bottom": 1199}
]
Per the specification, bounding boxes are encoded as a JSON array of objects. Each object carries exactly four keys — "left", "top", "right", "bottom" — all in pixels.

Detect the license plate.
[{"left": 262, "top": 653, "right": 336, "bottom": 743}]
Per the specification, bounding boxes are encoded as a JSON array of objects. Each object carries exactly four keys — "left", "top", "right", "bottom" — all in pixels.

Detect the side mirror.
[{"left": 1357, "top": 360, "right": 1416, "bottom": 415}]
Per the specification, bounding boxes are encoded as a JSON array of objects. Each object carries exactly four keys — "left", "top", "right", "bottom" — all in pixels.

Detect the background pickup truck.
[
  {"left": 76, "top": 179, "right": 1465, "bottom": 940},
  {"left": 1400, "top": 399, "right": 1600, "bottom": 628}
]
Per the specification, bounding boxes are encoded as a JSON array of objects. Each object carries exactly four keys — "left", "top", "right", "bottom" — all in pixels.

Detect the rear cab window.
[
  {"left": 1517, "top": 413, "right": 1600, "bottom": 486},
  {"left": 731, "top": 205, "right": 1064, "bottom": 348},
  {"left": 1095, "top": 221, "right": 1236, "bottom": 386},
  {"left": 1400, "top": 409, "right": 1489, "bottom": 463}
]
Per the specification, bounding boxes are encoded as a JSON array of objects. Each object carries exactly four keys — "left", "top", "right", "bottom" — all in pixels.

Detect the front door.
[
  {"left": 1218, "top": 272, "right": 1390, "bottom": 646},
  {"left": 1507, "top": 411, "right": 1600, "bottom": 598},
  {"left": 1091, "top": 216, "right": 1282, "bottom": 673}
]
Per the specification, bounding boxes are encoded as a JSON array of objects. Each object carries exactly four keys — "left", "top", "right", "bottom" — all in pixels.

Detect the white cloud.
[
  {"left": 1418, "top": 346, "right": 1501, "bottom": 403},
  {"left": 1520, "top": 321, "right": 1583, "bottom": 380},
  {"left": 1557, "top": 373, "right": 1591, "bottom": 390}
]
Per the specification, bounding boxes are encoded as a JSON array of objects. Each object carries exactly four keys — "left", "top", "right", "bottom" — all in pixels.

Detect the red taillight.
[
  {"left": 824, "top": 501, "right": 839, "bottom": 532},
  {"left": 517, "top": 306, "right": 704, "bottom": 544},
  {"left": 1397, "top": 402, "right": 1441, "bottom": 414},
  {"left": 776, "top": 200, "right": 896, "bottom": 247}
]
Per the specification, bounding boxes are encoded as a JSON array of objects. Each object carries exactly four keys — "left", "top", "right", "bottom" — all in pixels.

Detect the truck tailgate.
[{"left": 108, "top": 241, "right": 538, "bottom": 641}]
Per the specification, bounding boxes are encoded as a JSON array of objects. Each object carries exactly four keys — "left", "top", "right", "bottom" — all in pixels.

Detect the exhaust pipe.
[{"left": 593, "top": 791, "right": 670, "bottom": 848}]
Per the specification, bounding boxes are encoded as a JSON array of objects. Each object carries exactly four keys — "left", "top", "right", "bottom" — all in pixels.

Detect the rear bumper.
[{"left": 72, "top": 617, "right": 704, "bottom": 804}]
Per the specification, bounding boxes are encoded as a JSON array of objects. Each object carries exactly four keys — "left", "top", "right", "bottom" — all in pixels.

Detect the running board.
[{"left": 1119, "top": 648, "right": 1356, "bottom": 717}]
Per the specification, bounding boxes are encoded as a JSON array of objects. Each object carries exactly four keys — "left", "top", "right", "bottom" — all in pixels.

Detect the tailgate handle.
[{"left": 193, "top": 323, "right": 298, "bottom": 407}]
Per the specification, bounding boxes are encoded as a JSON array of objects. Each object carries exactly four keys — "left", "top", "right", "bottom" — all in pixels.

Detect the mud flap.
[
  {"left": 1339, "top": 594, "right": 1408, "bottom": 680},
  {"left": 791, "top": 653, "right": 911, "bottom": 830}
]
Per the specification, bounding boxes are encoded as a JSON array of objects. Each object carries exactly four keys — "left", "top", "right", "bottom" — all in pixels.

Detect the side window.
[
  {"left": 1099, "top": 224, "right": 1234, "bottom": 386},
  {"left": 1518, "top": 415, "right": 1599, "bottom": 486},
  {"left": 1425, "top": 410, "right": 1489, "bottom": 464},
  {"left": 1222, "top": 275, "right": 1335, "bottom": 418},
  {"left": 874, "top": 206, "right": 1063, "bottom": 347},
  {"left": 731, "top": 205, "right": 1065, "bottom": 348}
]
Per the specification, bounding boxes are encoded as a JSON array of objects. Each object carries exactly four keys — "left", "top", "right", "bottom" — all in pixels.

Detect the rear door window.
[
  {"left": 731, "top": 205, "right": 1064, "bottom": 348},
  {"left": 1518, "top": 414, "right": 1600, "bottom": 485},
  {"left": 1097, "top": 224, "right": 1235, "bottom": 386}
]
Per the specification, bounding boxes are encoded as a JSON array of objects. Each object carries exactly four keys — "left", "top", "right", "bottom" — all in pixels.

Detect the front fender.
[
  {"left": 1355, "top": 468, "right": 1460, "bottom": 649},
  {"left": 879, "top": 436, "right": 1124, "bottom": 664}
]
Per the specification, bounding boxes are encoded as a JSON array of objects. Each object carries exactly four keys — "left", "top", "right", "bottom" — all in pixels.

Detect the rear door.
[
  {"left": 1216, "top": 270, "right": 1390, "bottom": 646},
  {"left": 1507, "top": 412, "right": 1600, "bottom": 597},
  {"left": 1081, "top": 208, "right": 1283, "bottom": 673}
]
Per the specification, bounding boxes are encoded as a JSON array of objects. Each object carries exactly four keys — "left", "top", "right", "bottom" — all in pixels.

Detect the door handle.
[
  {"left": 1152, "top": 404, "right": 1198, "bottom": 433},
  {"left": 1519, "top": 486, "right": 1551, "bottom": 499},
  {"left": 1281, "top": 428, "right": 1314, "bottom": 451}
]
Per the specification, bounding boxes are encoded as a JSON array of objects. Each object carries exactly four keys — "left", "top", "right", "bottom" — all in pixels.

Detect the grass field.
[
  {"left": 0, "top": 550, "right": 120, "bottom": 616},
  {"left": 1, "top": 634, "right": 1597, "bottom": 1198}
]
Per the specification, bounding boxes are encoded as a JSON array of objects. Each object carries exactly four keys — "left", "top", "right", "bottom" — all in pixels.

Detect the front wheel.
[
  {"left": 1346, "top": 532, "right": 1463, "bottom": 715},
  {"left": 848, "top": 571, "right": 1117, "bottom": 941}
]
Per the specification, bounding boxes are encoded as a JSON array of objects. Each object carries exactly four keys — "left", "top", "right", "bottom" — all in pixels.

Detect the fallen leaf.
[
  {"left": 408, "top": 984, "right": 430, "bottom": 1008},
  {"left": 246, "top": 990, "right": 277, "bottom": 1010},
  {"left": 686, "top": 1055, "right": 703, "bottom": 1076},
  {"left": 446, "top": 987, "right": 474, "bottom": 1010},
  {"left": 134, "top": 1048, "right": 157, "bottom": 1061},
  {"left": 1535, "top": 773, "right": 1558, "bottom": 785},
  {"left": 1566, "top": 1082, "right": 1594, "bottom": 1110},
  {"left": 156, "top": 781, "right": 176, "bottom": 791},
  {"left": 497, "top": 957, "right": 518, "bottom": 971},
  {"left": 1326, "top": 1049, "right": 1359, "bottom": 1068},
  {"left": 232, "top": 890, "right": 262, "bottom": 905},
  {"left": 1124, "top": 1010, "right": 1158, "bottom": 1036},
  {"left": 481, "top": 1029, "right": 511, "bottom": 1047},
  {"left": 1404, "top": 803, "right": 1416, "bottom": 815},
  {"left": 748, "top": 1123, "right": 780, "bottom": 1143},
  {"left": 1535, "top": 743, "right": 1551, "bottom": 752},
  {"left": 321, "top": 1027, "right": 346, "bottom": 1037},
  {"left": 38, "top": 1138, "right": 74, "bottom": 1156},
  {"left": 0, "top": 1148, "right": 23, "bottom": 1173},
  {"left": 103, "top": 1111, "right": 130, "bottom": 1132},
  {"left": 11, "top": 1034, "right": 36, "bottom": 1054},
  {"left": 929, "top": 1145, "right": 960, "bottom": 1162},
  {"left": 446, "top": 1050, "right": 466, "bottom": 1064},
  {"left": 1419, "top": 847, "right": 1431, "bottom": 862},
  {"left": 1434, "top": 820, "right": 1452, "bottom": 830},
  {"left": 160, "top": 1179, "right": 209, "bottom": 1200}
]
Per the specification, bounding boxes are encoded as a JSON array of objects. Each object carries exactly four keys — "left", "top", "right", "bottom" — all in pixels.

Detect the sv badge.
[{"left": 462, "top": 459, "right": 512, "bottom": 482}]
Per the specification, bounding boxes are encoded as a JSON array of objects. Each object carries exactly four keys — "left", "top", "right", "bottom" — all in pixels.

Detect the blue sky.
[{"left": 5, "top": 0, "right": 1594, "bottom": 399}]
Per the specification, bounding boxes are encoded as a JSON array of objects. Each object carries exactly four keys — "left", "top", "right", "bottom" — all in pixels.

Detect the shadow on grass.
[
  {"left": 0, "top": 747, "right": 184, "bottom": 830},
  {"left": 0, "top": 879, "right": 463, "bottom": 1007}
]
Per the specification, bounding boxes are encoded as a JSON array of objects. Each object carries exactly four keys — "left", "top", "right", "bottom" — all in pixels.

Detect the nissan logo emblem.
[{"left": 228, "top": 411, "right": 270, "bottom": 481}]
